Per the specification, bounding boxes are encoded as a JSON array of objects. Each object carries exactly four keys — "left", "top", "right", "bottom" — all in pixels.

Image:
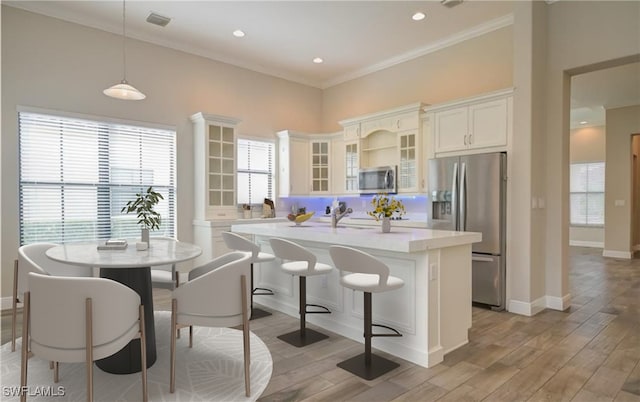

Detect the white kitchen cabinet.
[
  {"left": 277, "top": 130, "right": 309, "bottom": 197},
  {"left": 310, "top": 140, "right": 330, "bottom": 193},
  {"left": 398, "top": 131, "right": 420, "bottom": 192},
  {"left": 191, "top": 112, "right": 241, "bottom": 220},
  {"left": 338, "top": 103, "right": 424, "bottom": 194},
  {"left": 427, "top": 88, "right": 514, "bottom": 156}
]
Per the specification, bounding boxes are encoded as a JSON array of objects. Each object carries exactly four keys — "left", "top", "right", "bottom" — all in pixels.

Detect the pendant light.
[{"left": 103, "top": 0, "right": 146, "bottom": 100}]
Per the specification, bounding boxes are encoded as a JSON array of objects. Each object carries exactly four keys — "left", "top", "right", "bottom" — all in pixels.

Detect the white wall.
[
  {"left": 1, "top": 6, "right": 323, "bottom": 298},
  {"left": 569, "top": 125, "right": 605, "bottom": 247}
]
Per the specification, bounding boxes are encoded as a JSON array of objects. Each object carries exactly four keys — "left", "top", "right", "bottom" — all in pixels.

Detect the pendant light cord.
[{"left": 122, "top": 0, "right": 127, "bottom": 82}]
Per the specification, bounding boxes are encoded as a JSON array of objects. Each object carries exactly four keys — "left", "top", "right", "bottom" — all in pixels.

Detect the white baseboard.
[
  {"left": 569, "top": 240, "right": 604, "bottom": 248},
  {"left": 508, "top": 293, "right": 571, "bottom": 316},
  {"left": 546, "top": 294, "right": 571, "bottom": 311},
  {"left": 603, "top": 249, "right": 632, "bottom": 259},
  {"left": 508, "top": 296, "right": 546, "bottom": 316}
]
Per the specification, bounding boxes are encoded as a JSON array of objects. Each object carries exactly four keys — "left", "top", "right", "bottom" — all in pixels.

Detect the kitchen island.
[{"left": 231, "top": 221, "right": 481, "bottom": 368}]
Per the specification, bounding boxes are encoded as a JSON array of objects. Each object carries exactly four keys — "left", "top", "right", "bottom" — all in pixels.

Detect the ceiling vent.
[
  {"left": 440, "top": 0, "right": 464, "bottom": 7},
  {"left": 146, "top": 12, "right": 171, "bottom": 27}
]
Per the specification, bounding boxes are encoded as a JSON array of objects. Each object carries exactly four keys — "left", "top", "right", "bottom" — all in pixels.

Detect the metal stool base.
[
  {"left": 250, "top": 306, "right": 272, "bottom": 320},
  {"left": 278, "top": 328, "right": 328, "bottom": 347},
  {"left": 337, "top": 352, "right": 400, "bottom": 380}
]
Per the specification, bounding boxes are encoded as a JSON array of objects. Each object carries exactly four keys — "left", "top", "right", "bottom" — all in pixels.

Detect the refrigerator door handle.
[
  {"left": 451, "top": 162, "right": 458, "bottom": 230},
  {"left": 460, "top": 162, "right": 467, "bottom": 231},
  {"left": 472, "top": 256, "right": 495, "bottom": 262}
]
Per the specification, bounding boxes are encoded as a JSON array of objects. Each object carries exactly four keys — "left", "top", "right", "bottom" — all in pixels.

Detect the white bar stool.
[
  {"left": 269, "top": 238, "right": 332, "bottom": 347},
  {"left": 222, "top": 231, "right": 276, "bottom": 319},
  {"left": 329, "top": 245, "right": 404, "bottom": 380}
]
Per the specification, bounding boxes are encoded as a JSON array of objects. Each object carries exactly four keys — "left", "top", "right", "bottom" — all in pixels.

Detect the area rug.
[{"left": 1, "top": 311, "right": 273, "bottom": 401}]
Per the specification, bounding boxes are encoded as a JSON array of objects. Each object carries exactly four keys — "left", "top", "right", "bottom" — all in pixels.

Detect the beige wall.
[
  {"left": 569, "top": 125, "right": 605, "bottom": 247},
  {"left": 604, "top": 105, "right": 640, "bottom": 254},
  {"left": 544, "top": 0, "right": 640, "bottom": 303},
  {"left": 570, "top": 126, "right": 606, "bottom": 163},
  {"left": 1, "top": 6, "right": 323, "bottom": 298},
  {"left": 321, "top": 27, "right": 513, "bottom": 131}
]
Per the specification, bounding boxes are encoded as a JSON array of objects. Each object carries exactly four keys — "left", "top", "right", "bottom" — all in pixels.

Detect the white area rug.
[{"left": 1, "top": 311, "right": 273, "bottom": 401}]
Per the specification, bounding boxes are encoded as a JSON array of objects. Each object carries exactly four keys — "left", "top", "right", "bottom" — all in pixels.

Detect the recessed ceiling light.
[
  {"left": 412, "top": 12, "right": 426, "bottom": 21},
  {"left": 580, "top": 121, "right": 588, "bottom": 125},
  {"left": 233, "top": 30, "right": 245, "bottom": 38},
  {"left": 313, "top": 57, "right": 324, "bottom": 64}
]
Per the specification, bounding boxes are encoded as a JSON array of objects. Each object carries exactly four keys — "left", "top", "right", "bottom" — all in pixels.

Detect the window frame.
[
  {"left": 236, "top": 136, "right": 276, "bottom": 207},
  {"left": 17, "top": 106, "right": 177, "bottom": 245},
  {"left": 569, "top": 161, "right": 605, "bottom": 227}
]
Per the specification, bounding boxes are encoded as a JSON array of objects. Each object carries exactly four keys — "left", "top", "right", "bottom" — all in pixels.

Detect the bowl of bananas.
[{"left": 287, "top": 211, "right": 315, "bottom": 226}]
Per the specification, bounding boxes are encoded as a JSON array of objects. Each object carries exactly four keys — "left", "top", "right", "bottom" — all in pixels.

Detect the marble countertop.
[
  {"left": 230, "top": 221, "right": 481, "bottom": 253},
  {"left": 46, "top": 238, "right": 202, "bottom": 268}
]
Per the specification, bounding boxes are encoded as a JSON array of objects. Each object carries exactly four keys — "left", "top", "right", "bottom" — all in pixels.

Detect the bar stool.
[
  {"left": 329, "top": 245, "right": 404, "bottom": 380},
  {"left": 222, "top": 231, "right": 276, "bottom": 319},
  {"left": 269, "top": 238, "right": 332, "bottom": 347}
]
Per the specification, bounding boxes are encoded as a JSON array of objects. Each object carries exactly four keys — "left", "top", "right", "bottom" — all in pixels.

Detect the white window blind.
[
  {"left": 19, "top": 111, "right": 176, "bottom": 244},
  {"left": 570, "top": 162, "right": 605, "bottom": 226},
  {"left": 236, "top": 138, "right": 274, "bottom": 205}
]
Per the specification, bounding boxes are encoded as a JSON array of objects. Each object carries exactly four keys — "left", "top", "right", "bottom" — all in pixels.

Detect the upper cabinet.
[
  {"left": 191, "top": 112, "right": 241, "bottom": 220},
  {"left": 425, "top": 88, "right": 514, "bottom": 157},
  {"left": 277, "top": 130, "right": 340, "bottom": 197},
  {"left": 338, "top": 103, "right": 424, "bottom": 193}
]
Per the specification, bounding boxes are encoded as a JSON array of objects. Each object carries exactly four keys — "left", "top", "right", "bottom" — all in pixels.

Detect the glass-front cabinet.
[
  {"left": 345, "top": 141, "right": 359, "bottom": 192},
  {"left": 310, "top": 140, "right": 330, "bottom": 193},
  {"left": 398, "top": 132, "right": 417, "bottom": 191},
  {"left": 191, "top": 112, "right": 241, "bottom": 220}
]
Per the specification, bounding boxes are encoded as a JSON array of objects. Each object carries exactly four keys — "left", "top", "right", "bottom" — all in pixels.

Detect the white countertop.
[{"left": 231, "top": 221, "right": 481, "bottom": 253}]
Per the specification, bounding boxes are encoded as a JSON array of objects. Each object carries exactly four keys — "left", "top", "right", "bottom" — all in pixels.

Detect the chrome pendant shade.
[{"left": 104, "top": 0, "right": 146, "bottom": 100}]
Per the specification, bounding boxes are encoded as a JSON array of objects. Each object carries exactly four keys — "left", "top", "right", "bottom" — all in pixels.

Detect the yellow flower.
[{"left": 367, "top": 192, "right": 406, "bottom": 221}]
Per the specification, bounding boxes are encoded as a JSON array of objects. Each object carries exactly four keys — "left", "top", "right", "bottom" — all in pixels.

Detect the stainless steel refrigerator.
[{"left": 427, "top": 152, "right": 506, "bottom": 310}]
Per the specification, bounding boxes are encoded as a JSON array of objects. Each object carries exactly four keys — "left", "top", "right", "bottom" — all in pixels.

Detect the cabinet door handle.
[
  {"left": 396, "top": 119, "right": 400, "bottom": 129},
  {"left": 464, "top": 135, "right": 468, "bottom": 146},
  {"left": 469, "top": 133, "right": 473, "bottom": 144}
]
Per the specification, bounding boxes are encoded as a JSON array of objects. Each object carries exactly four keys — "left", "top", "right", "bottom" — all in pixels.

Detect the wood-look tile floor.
[{"left": 3, "top": 247, "right": 639, "bottom": 401}]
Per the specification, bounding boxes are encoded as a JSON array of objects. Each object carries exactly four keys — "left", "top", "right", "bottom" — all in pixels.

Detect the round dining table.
[{"left": 46, "top": 238, "right": 202, "bottom": 374}]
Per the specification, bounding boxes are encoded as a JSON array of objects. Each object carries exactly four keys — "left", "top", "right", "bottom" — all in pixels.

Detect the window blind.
[
  {"left": 570, "top": 162, "right": 605, "bottom": 226},
  {"left": 236, "top": 138, "right": 274, "bottom": 205},
  {"left": 19, "top": 111, "right": 176, "bottom": 244}
]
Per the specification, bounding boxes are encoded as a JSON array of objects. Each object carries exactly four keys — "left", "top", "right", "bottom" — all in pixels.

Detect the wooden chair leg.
[
  {"left": 85, "top": 298, "right": 93, "bottom": 402},
  {"left": 12, "top": 259, "right": 18, "bottom": 353},
  {"left": 241, "top": 275, "right": 251, "bottom": 397},
  {"left": 170, "top": 299, "right": 177, "bottom": 393},
  {"left": 189, "top": 326, "right": 193, "bottom": 348},
  {"left": 54, "top": 362, "right": 59, "bottom": 383},
  {"left": 20, "top": 292, "right": 30, "bottom": 402},
  {"left": 139, "top": 305, "right": 148, "bottom": 402},
  {"left": 175, "top": 272, "right": 181, "bottom": 339}
]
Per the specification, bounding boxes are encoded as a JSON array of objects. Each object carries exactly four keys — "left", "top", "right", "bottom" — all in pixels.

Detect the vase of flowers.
[
  {"left": 121, "top": 186, "right": 164, "bottom": 244},
  {"left": 367, "top": 193, "right": 405, "bottom": 233}
]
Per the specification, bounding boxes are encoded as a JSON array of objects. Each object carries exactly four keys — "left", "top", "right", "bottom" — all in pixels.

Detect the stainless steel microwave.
[{"left": 358, "top": 166, "right": 397, "bottom": 194}]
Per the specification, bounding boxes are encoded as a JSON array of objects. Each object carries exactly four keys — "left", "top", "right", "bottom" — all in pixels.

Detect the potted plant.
[
  {"left": 121, "top": 186, "right": 164, "bottom": 243},
  {"left": 367, "top": 192, "right": 405, "bottom": 233}
]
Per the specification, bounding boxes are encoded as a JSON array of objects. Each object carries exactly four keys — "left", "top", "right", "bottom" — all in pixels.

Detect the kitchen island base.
[{"left": 231, "top": 222, "right": 480, "bottom": 368}]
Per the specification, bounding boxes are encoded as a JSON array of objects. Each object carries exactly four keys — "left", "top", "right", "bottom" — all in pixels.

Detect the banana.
[{"left": 294, "top": 211, "right": 315, "bottom": 223}]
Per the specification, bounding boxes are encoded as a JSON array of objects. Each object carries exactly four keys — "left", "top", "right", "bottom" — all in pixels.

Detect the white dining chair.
[
  {"left": 11, "top": 243, "right": 93, "bottom": 353},
  {"left": 150, "top": 237, "right": 181, "bottom": 290},
  {"left": 170, "top": 251, "right": 253, "bottom": 396},
  {"left": 329, "top": 245, "right": 404, "bottom": 380},
  {"left": 222, "top": 231, "right": 275, "bottom": 319},
  {"left": 21, "top": 272, "right": 148, "bottom": 402}
]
